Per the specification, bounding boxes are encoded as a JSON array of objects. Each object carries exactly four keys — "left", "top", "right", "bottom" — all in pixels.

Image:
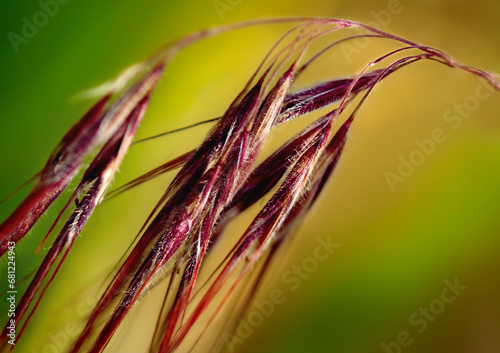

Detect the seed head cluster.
[{"left": 0, "top": 17, "right": 498, "bottom": 353}]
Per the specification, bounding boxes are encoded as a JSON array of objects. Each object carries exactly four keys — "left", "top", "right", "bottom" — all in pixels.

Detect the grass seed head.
[{"left": 0, "top": 17, "right": 499, "bottom": 353}]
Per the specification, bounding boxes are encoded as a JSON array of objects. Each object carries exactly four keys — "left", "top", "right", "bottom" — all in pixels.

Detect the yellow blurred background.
[{"left": 0, "top": 0, "right": 499, "bottom": 352}]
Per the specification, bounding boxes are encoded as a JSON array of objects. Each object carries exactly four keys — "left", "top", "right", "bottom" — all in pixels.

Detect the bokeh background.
[{"left": 1, "top": 0, "right": 499, "bottom": 352}]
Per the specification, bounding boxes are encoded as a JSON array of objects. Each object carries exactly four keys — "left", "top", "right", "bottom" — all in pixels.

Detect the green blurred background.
[{"left": 1, "top": 0, "right": 499, "bottom": 352}]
